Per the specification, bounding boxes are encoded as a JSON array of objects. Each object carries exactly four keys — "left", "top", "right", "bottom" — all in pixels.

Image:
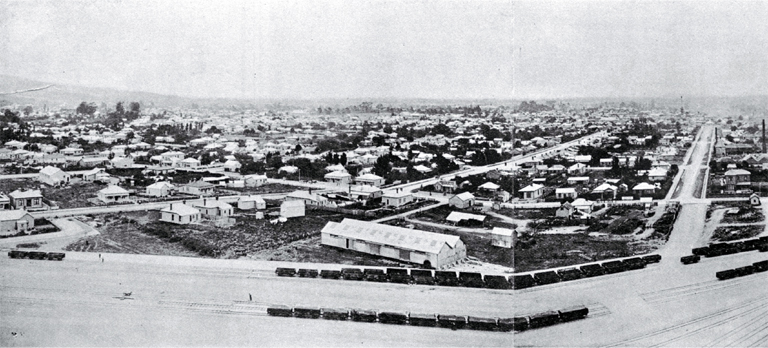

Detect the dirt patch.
[{"left": 718, "top": 204, "right": 764, "bottom": 224}]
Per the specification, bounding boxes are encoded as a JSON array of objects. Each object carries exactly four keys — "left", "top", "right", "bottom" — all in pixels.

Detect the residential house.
[
  {"left": 519, "top": 184, "right": 545, "bottom": 200},
  {"left": 0, "top": 209, "right": 35, "bottom": 236},
  {"left": 180, "top": 181, "right": 215, "bottom": 196},
  {"left": 555, "top": 187, "right": 578, "bottom": 200},
  {"left": 145, "top": 182, "right": 175, "bottom": 197},
  {"left": 632, "top": 182, "right": 657, "bottom": 196},
  {"left": 555, "top": 202, "right": 574, "bottom": 218},
  {"left": 285, "top": 190, "right": 329, "bottom": 206},
  {"left": 97, "top": 185, "right": 131, "bottom": 203},
  {"left": 592, "top": 183, "right": 618, "bottom": 200},
  {"left": 648, "top": 168, "right": 668, "bottom": 182},
  {"left": 223, "top": 160, "right": 241, "bottom": 173},
  {"left": 192, "top": 199, "right": 233, "bottom": 218},
  {"left": 571, "top": 198, "right": 595, "bottom": 214},
  {"left": 238, "top": 195, "right": 266, "bottom": 210},
  {"left": 82, "top": 168, "right": 107, "bottom": 182},
  {"left": 111, "top": 156, "right": 134, "bottom": 168},
  {"left": 449, "top": 192, "right": 475, "bottom": 209},
  {"left": 382, "top": 191, "right": 414, "bottom": 207},
  {"left": 159, "top": 203, "right": 201, "bottom": 225},
  {"left": 325, "top": 171, "right": 352, "bottom": 185},
  {"left": 567, "top": 176, "right": 590, "bottom": 185},
  {"left": 0, "top": 193, "right": 10, "bottom": 209},
  {"left": 355, "top": 173, "right": 386, "bottom": 187},
  {"left": 349, "top": 185, "right": 383, "bottom": 201},
  {"left": 243, "top": 174, "right": 268, "bottom": 187},
  {"left": 434, "top": 180, "right": 458, "bottom": 193},
  {"left": 8, "top": 189, "right": 43, "bottom": 210},
  {"left": 37, "top": 166, "right": 70, "bottom": 186},
  {"left": 723, "top": 169, "right": 751, "bottom": 192}
]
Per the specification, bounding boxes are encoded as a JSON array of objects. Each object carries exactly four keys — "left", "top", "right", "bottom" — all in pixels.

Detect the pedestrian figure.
[
  {"left": 249, "top": 293, "right": 252, "bottom": 301},
  {"left": 99, "top": 253, "right": 101, "bottom": 259},
  {"left": 102, "top": 258, "right": 104, "bottom": 263}
]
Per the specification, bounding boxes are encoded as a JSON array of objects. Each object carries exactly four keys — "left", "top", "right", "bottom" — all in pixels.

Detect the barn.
[{"left": 321, "top": 218, "right": 466, "bottom": 269}]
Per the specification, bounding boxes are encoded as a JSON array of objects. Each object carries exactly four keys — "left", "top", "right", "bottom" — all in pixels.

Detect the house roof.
[
  {"left": 356, "top": 173, "right": 383, "bottom": 181},
  {"left": 724, "top": 169, "right": 751, "bottom": 176},
  {"left": 239, "top": 195, "right": 266, "bottom": 203},
  {"left": 39, "top": 166, "right": 66, "bottom": 176},
  {"left": 446, "top": 211, "right": 486, "bottom": 223},
  {"left": 147, "top": 182, "right": 174, "bottom": 189},
  {"left": 350, "top": 185, "right": 382, "bottom": 194},
  {"left": 490, "top": 227, "right": 514, "bottom": 237},
  {"left": 0, "top": 209, "right": 32, "bottom": 221},
  {"left": 555, "top": 187, "right": 577, "bottom": 193},
  {"left": 325, "top": 171, "right": 352, "bottom": 179},
  {"left": 185, "top": 181, "right": 215, "bottom": 188},
  {"left": 453, "top": 192, "right": 475, "bottom": 201},
  {"left": 99, "top": 185, "right": 129, "bottom": 195},
  {"left": 160, "top": 203, "right": 199, "bottom": 216},
  {"left": 633, "top": 182, "right": 656, "bottom": 190},
  {"left": 321, "top": 218, "right": 461, "bottom": 255},
  {"left": 478, "top": 182, "right": 500, "bottom": 190},
  {"left": 8, "top": 189, "right": 42, "bottom": 199},
  {"left": 519, "top": 184, "right": 545, "bottom": 192},
  {"left": 193, "top": 200, "right": 232, "bottom": 209}
]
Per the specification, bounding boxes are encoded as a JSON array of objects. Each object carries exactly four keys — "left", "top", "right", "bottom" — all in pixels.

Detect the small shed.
[{"left": 750, "top": 193, "right": 761, "bottom": 206}]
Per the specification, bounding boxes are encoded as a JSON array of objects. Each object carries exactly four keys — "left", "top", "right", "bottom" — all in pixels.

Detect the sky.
[{"left": 0, "top": 0, "right": 766, "bottom": 100}]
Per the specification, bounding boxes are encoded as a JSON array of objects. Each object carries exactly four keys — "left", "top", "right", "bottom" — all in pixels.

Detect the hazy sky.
[{"left": 1, "top": 0, "right": 766, "bottom": 99}]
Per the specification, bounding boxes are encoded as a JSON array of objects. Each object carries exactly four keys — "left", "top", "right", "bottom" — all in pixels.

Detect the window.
[{"left": 399, "top": 249, "right": 410, "bottom": 260}]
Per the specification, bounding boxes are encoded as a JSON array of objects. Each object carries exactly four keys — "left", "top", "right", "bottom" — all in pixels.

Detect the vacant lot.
[
  {"left": 42, "top": 182, "right": 109, "bottom": 208},
  {"left": 0, "top": 178, "right": 37, "bottom": 194},
  {"left": 711, "top": 225, "right": 765, "bottom": 242}
]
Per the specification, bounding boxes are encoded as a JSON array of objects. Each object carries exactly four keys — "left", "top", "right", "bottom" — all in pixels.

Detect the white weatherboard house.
[
  {"left": 321, "top": 218, "right": 466, "bottom": 269},
  {"left": 324, "top": 171, "right": 352, "bottom": 185},
  {"left": 160, "top": 203, "right": 200, "bottom": 225},
  {"left": 145, "top": 182, "right": 175, "bottom": 197},
  {"left": 238, "top": 195, "right": 266, "bottom": 210},
  {"left": 0, "top": 209, "right": 35, "bottom": 236},
  {"left": 519, "top": 184, "right": 545, "bottom": 200},
  {"left": 38, "top": 166, "right": 70, "bottom": 186},
  {"left": 449, "top": 192, "right": 475, "bottom": 209},
  {"left": 97, "top": 185, "right": 130, "bottom": 203},
  {"left": 355, "top": 173, "right": 385, "bottom": 187},
  {"left": 382, "top": 191, "right": 413, "bottom": 207}
]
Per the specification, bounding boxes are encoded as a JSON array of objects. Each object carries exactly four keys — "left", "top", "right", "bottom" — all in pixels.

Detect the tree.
[
  {"left": 76, "top": 102, "right": 97, "bottom": 116},
  {"left": 115, "top": 102, "right": 125, "bottom": 115},
  {"left": 339, "top": 153, "right": 347, "bottom": 166},
  {"left": 129, "top": 102, "right": 140, "bottom": 114},
  {"left": 22, "top": 105, "right": 33, "bottom": 116},
  {"left": 294, "top": 144, "right": 303, "bottom": 153},
  {"left": 431, "top": 123, "right": 452, "bottom": 136}
]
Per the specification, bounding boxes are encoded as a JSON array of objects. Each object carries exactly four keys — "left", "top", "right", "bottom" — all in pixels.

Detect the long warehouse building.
[{"left": 321, "top": 218, "right": 466, "bottom": 269}]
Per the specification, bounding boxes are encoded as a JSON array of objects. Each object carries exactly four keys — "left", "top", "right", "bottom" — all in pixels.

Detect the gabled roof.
[
  {"left": 147, "top": 181, "right": 174, "bottom": 189},
  {"left": 356, "top": 173, "right": 383, "bottom": 181},
  {"left": 0, "top": 209, "right": 32, "bottom": 221},
  {"left": 160, "top": 203, "right": 199, "bottom": 216},
  {"left": 478, "top": 182, "right": 500, "bottom": 190},
  {"left": 724, "top": 169, "right": 751, "bottom": 176},
  {"left": 8, "top": 189, "right": 42, "bottom": 199},
  {"left": 239, "top": 195, "right": 266, "bottom": 203},
  {"left": 185, "top": 181, "right": 215, "bottom": 188},
  {"left": 322, "top": 218, "right": 461, "bottom": 255},
  {"left": 99, "top": 185, "right": 129, "bottom": 195},
  {"left": 325, "top": 171, "right": 352, "bottom": 179},
  {"left": 39, "top": 166, "right": 67, "bottom": 176},
  {"left": 446, "top": 211, "right": 486, "bottom": 223},
  {"left": 453, "top": 192, "right": 475, "bottom": 201},
  {"left": 490, "top": 227, "right": 514, "bottom": 237},
  {"left": 632, "top": 182, "right": 656, "bottom": 190},
  {"left": 519, "top": 184, "right": 544, "bottom": 192}
]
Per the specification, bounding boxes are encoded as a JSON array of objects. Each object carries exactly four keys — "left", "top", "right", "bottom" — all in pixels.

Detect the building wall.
[
  {"left": 160, "top": 212, "right": 199, "bottom": 224},
  {"left": 0, "top": 215, "right": 35, "bottom": 235}
]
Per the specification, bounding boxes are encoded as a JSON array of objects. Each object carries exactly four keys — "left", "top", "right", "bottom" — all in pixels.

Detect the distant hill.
[{"left": 0, "top": 75, "right": 259, "bottom": 110}]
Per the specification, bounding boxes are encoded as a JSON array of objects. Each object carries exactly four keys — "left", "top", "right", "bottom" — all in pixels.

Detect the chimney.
[
  {"left": 170, "top": 203, "right": 173, "bottom": 210},
  {"left": 763, "top": 119, "right": 766, "bottom": 153}
]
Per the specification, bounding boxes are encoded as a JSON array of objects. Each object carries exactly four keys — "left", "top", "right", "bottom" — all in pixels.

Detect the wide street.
[{"left": 2, "top": 125, "right": 767, "bottom": 346}]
